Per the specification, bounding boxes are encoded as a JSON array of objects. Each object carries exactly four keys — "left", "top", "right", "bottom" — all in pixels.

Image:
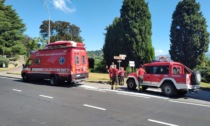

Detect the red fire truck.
[{"left": 21, "top": 41, "right": 89, "bottom": 85}]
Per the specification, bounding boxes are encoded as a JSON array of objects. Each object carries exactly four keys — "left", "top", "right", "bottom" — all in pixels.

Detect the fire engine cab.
[
  {"left": 21, "top": 41, "right": 89, "bottom": 85},
  {"left": 126, "top": 59, "right": 201, "bottom": 97}
]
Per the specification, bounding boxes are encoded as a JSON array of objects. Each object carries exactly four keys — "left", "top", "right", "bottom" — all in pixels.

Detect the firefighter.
[
  {"left": 136, "top": 65, "right": 146, "bottom": 92},
  {"left": 118, "top": 67, "right": 125, "bottom": 85},
  {"left": 111, "top": 65, "right": 119, "bottom": 90},
  {"left": 108, "top": 65, "right": 114, "bottom": 85}
]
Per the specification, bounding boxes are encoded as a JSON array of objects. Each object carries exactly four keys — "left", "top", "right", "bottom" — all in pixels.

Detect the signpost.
[
  {"left": 113, "top": 54, "right": 126, "bottom": 69},
  {"left": 129, "top": 61, "right": 135, "bottom": 72}
]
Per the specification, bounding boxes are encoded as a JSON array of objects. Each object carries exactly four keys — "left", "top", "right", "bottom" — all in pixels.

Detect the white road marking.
[
  {"left": 80, "top": 85, "right": 168, "bottom": 99},
  {"left": 85, "top": 88, "right": 106, "bottom": 92},
  {"left": 80, "top": 85, "right": 97, "bottom": 89},
  {"left": 83, "top": 104, "right": 106, "bottom": 111},
  {"left": 116, "top": 90, "right": 169, "bottom": 100},
  {"left": 147, "top": 88, "right": 160, "bottom": 92},
  {"left": 169, "top": 100, "right": 210, "bottom": 108},
  {"left": 0, "top": 77, "right": 7, "bottom": 79},
  {"left": 80, "top": 85, "right": 106, "bottom": 92},
  {"left": 12, "top": 89, "right": 22, "bottom": 92},
  {"left": 39, "top": 95, "right": 54, "bottom": 99},
  {"left": 117, "top": 92, "right": 150, "bottom": 98},
  {"left": 148, "top": 119, "right": 179, "bottom": 126},
  {"left": 0, "top": 76, "right": 17, "bottom": 80}
]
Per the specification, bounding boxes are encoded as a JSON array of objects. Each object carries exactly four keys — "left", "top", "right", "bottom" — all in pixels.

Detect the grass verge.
[
  {"left": 200, "top": 82, "right": 210, "bottom": 91},
  {"left": 87, "top": 72, "right": 110, "bottom": 83}
]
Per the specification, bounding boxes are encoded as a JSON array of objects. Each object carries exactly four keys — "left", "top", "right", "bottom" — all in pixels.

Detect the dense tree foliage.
[
  {"left": 0, "top": 0, "right": 26, "bottom": 55},
  {"left": 40, "top": 20, "right": 83, "bottom": 43},
  {"left": 103, "top": 0, "right": 155, "bottom": 68},
  {"left": 88, "top": 58, "right": 95, "bottom": 69},
  {"left": 87, "top": 50, "right": 106, "bottom": 72},
  {"left": 103, "top": 18, "right": 126, "bottom": 67},
  {"left": 22, "top": 35, "right": 39, "bottom": 56},
  {"left": 169, "top": 0, "right": 210, "bottom": 69}
]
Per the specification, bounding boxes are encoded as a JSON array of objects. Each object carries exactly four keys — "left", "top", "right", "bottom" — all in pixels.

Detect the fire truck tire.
[
  {"left": 191, "top": 70, "right": 201, "bottom": 85},
  {"left": 127, "top": 79, "right": 136, "bottom": 90},
  {"left": 50, "top": 75, "right": 58, "bottom": 86},
  {"left": 161, "top": 83, "right": 177, "bottom": 97},
  {"left": 22, "top": 74, "right": 28, "bottom": 82}
]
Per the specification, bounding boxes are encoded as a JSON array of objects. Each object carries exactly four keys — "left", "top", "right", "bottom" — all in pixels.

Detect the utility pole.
[{"left": 41, "top": 0, "right": 50, "bottom": 44}]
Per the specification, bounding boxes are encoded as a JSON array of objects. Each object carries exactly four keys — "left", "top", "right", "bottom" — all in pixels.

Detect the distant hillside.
[
  {"left": 155, "top": 54, "right": 171, "bottom": 61},
  {"left": 156, "top": 53, "right": 210, "bottom": 61},
  {"left": 87, "top": 50, "right": 103, "bottom": 60}
]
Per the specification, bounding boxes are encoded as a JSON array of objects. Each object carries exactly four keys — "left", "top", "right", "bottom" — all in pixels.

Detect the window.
[
  {"left": 34, "top": 58, "right": 40, "bottom": 64},
  {"left": 75, "top": 56, "right": 79, "bottom": 64},
  {"left": 173, "top": 66, "right": 182, "bottom": 74},
  {"left": 152, "top": 66, "right": 169, "bottom": 74},
  {"left": 82, "top": 56, "right": 85, "bottom": 64},
  {"left": 144, "top": 66, "right": 152, "bottom": 74}
]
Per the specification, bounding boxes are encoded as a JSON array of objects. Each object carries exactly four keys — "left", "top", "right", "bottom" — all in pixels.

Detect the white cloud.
[
  {"left": 52, "top": 0, "right": 76, "bottom": 13},
  {"left": 155, "top": 49, "right": 164, "bottom": 56}
]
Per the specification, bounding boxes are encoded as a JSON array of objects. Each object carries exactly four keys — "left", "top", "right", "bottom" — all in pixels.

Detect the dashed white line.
[
  {"left": 148, "top": 119, "right": 179, "bottom": 126},
  {"left": 169, "top": 100, "right": 210, "bottom": 108},
  {"left": 12, "top": 89, "right": 22, "bottom": 92},
  {"left": 83, "top": 104, "right": 106, "bottom": 111},
  {"left": 39, "top": 95, "right": 54, "bottom": 99}
]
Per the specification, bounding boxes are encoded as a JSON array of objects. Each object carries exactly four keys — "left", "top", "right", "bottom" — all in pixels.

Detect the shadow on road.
[{"left": 14, "top": 79, "right": 82, "bottom": 88}]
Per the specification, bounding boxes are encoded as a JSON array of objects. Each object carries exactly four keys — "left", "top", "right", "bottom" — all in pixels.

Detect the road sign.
[
  {"left": 119, "top": 54, "right": 126, "bottom": 58},
  {"left": 114, "top": 56, "right": 125, "bottom": 60},
  {"left": 129, "top": 61, "right": 135, "bottom": 67}
]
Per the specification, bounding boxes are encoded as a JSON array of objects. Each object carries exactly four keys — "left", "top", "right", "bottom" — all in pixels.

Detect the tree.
[
  {"left": 0, "top": 0, "right": 26, "bottom": 55},
  {"left": 22, "top": 35, "right": 39, "bottom": 56},
  {"left": 103, "top": 18, "right": 125, "bottom": 67},
  {"left": 40, "top": 20, "right": 83, "bottom": 43},
  {"left": 169, "top": 0, "right": 210, "bottom": 69},
  {"left": 103, "top": 0, "right": 155, "bottom": 68}
]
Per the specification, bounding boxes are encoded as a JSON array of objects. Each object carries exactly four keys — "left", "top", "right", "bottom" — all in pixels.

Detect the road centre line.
[
  {"left": 148, "top": 119, "right": 179, "bottom": 126},
  {"left": 12, "top": 89, "right": 22, "bottom": 92},
  {"left": 83, "top": 104, "right": 106, "bottom": 111},
  {"left": 169, "top": 100, "right": 210, "bottom": 108},
  {"left": 39, "top": 95, "right": 54, "bottom": 99}
]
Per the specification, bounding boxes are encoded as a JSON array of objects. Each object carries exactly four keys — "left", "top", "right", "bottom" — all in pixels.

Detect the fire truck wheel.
[
  {"left": 22, "top": 74, "right": 28, "bottom": 82},
  {"left": 127, "top": 79, "right": 136, "bottom": 90},
  {"left": 50, "top": 76, "right": 58, "bottom": 86},
  {"left": 161, "top": 83, "right": 177, "bottom": 97}
]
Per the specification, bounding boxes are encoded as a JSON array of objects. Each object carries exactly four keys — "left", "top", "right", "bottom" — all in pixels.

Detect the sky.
[{"left": 5, "top": 0, "right": 210, "bottom": 55}]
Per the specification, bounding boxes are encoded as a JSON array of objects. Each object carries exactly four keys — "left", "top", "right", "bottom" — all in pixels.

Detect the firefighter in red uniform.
[
  {"left": 118, "top": 67, "right": 125, "bottom": 85},
  {"left": 137, "top": 65, "right": 146, "bottom": 92},
  {"left": 108, "top": 65, "right": 114, "bottom": 84},
  {"left": 111, "top": 65, "right": 119, "bottom": 90}
]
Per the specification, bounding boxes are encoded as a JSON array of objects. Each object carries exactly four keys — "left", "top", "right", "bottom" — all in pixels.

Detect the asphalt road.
[{"left": 0, "top": 77, "right": 210, "bottom": 126}]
